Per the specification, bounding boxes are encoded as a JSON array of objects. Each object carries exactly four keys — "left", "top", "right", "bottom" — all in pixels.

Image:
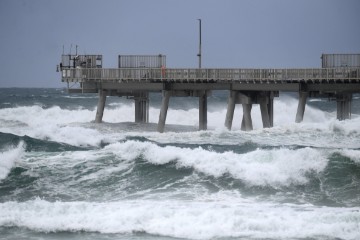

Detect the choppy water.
[{"left": 0, "top": 88, "right": 360, "bottom": 240}]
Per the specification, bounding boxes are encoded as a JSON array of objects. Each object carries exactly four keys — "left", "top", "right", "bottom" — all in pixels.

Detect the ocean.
[{"left": 0, "top": 88, "right": 359, "bottom": 240}]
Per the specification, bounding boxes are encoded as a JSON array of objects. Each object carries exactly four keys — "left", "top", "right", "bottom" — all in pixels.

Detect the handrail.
[{"left": 61, "top": 67, "right": 360, "bottom": 82}]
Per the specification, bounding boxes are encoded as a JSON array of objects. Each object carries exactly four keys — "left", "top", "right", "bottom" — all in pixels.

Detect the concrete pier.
[
  {"left": 60, "top": 53, "right": 360, "bottom": 132},
  {"left": 295, "top": 91, "right": 308, "bottom": 123},
  {"left": 134, "top": 92, "right": 149, "bottom": 123},
  {"left": 157, "top": 91, "right": 171, "bottom": 133},
  {"left": 225, "top": 91, "right": 275, "bottom": 131},
  {"left": 241, "top": 103, "right": 253, "bottom": 131},
  {"left": 225, "top": 91, "right": 237, "bottom": 130},
  {"left": 259, "top": 96, "right": 271, "bottom": 128},
  {"left": 268, "top": 94, "right": 274, "bottom": 127},
  {"left": 95, "top": 89, "right": 107, "bottom": 123},
  {"left": 199, "top": 90, "right": 208, "bottom": 131},
  {"left": 336, "top": 94, "right": 352, "bottom": 120}
]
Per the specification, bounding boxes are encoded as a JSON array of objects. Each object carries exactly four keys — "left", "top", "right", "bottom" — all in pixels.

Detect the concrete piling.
[
  {"left": 337, "top": 94, "right": 352, "bottom": 120},
  {"left": 241, "top": 103, "right": 253, "bottom": 131},
  {"left": 135, "top": 92, "right": 149, "bottom": 123},
  {"left": 225, "top": 91, "right": 237, "bottom": 130},
  {"left": 259, "top": 97, "right": 271, "bottom": 128},
  {"left": 157, "top": 91, "right": 171, "bottom": 133},
  {"left": 95, "top": 89, "right": 107, "bottom": 123},
  {"left": 199, "top": 90, "right": 208, "bottom": 130},
  {"left": 295, "top": 92, "right": 308, "bottom": 123}
]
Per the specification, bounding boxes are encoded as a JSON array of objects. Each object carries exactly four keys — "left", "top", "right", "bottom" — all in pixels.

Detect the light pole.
[{"left": 197, "top": 19, "right": 202, "bottom": 69}]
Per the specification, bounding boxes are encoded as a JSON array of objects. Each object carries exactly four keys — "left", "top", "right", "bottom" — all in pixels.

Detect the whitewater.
[{"left": 0, "top": 88, "right": 359, "bottom": 240}]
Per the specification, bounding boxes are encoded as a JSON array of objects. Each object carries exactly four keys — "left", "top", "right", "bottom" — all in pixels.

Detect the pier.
[{"left": 58, "top": 54, "right": 360, "bottom": 132}]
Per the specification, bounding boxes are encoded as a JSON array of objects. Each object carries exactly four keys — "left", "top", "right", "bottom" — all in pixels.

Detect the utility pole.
[{"left": 197, "top": 19, "right": 202, "bottom": 69}]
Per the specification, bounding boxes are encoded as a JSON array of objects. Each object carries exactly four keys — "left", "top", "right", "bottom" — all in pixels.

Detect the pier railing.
[{"left": 62, "top": 67, "right": 360, "bottom": 83}]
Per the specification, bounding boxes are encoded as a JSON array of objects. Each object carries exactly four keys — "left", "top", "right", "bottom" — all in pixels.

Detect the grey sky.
[{"left": 0, "top": 0, "right": 359, "bottom": 88}]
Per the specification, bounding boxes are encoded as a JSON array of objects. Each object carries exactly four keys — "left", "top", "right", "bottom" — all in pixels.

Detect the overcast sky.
[{"left": 0, "top": 0, "right": 359, "bottom": 88}]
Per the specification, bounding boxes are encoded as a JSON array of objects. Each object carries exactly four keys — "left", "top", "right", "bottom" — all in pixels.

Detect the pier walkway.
[{"left": 59, "top": 54, "right": 360, "bottom": 132}]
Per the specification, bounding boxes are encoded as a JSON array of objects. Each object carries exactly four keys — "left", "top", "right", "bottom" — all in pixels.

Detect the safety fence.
[{"left": 61, "top": 67, "right": 360, "bottom": 82}]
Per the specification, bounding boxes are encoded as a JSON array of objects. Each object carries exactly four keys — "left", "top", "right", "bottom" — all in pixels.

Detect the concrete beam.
[
  {"left": 225, "top": 91, "right": 237, "bottom": 130},
  {"left": 336, "top": 94, "right": 352, "bottom": 120},
  {"left": 95, "top": 89, "right": 107, "bottom": 123},
  {"left": 295, "top": 92, "right": 308, "bottom": 123},
  {"left": 232, "top": 83, "right": 299, "bottom": 92},
  {"left": 241, "top": 103, "right": 253, "bottom": 131},
  {"left": 135, "top": 92, "right": 149, "bottom": 123},
  {"left": 157, "top": 91, "right": 171, "bottom": 133},
  {"left": 259, "top": 96, "right": 271, "bottom": 128},
  {"left": 199, "top": 91, "right": 208, "bottom": 130}
]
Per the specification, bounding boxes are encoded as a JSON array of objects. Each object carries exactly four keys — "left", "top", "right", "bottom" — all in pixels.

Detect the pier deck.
[{"left": 59, "top": 54, "right": 360, "bottom": 132}]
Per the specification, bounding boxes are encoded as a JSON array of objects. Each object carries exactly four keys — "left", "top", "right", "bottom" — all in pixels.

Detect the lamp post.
[{"left": 197, "top": 19, "right": 202, "bottom": 69}]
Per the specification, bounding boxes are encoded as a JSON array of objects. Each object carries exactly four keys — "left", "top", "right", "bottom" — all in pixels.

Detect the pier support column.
[
  {"left": 336, "top": 94, "right": 352, "bottom": 120},
  {"left": 157, "top": 91, "right": 171, "bottom": 133},
  {"left": 268, "top": 93, "right": 274, "bottom": 127},
  {"left": 259, "top": 96, "right": 271, "bottom": 128},
  {"left": 241, "top": 103, "right": 253, "bottom": 131},
  {"left": 135, "top": 92, "right": 149, "bottom": 123},
  {"left": 295, "top": 92, "right": 308, "bottom": 123},
  {"left": 95, "top": 89, "right": 107, "bottom": 123},
  {"left": 225, "top": 91, "right": 237, "bottom": 130},
  {"left": 199, "top": 90, "right": 208, "bottom": 130}
]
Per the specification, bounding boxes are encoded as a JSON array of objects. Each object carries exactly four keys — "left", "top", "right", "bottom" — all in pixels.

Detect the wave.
[
  {"left": 0, "top": 132, "right": 92, "bottom": 152},
  {"left": 1, "top": 139, "right": 359, "bottom": 205},
  {"left": 0, "top": 142, "right": 24, "bottom": 180},
  {"left": 1, "top": 103, "right": 359, "bottom": 150},
  {"left": 0, "top": 199, "right": 359, "bottom": 240},
  {"left": 105, "top": 140, "right": 327, "bottom": 187},
  {"left": 0, "top": 97, "right": 358, "bottom": 128}
]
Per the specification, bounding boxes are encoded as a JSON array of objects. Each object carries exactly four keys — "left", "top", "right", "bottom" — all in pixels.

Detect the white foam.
[
  {"left": 340, "top": 149, "right": 360, "bottom": 163},
  {"left": 1, "top": 97, "right": 359, "bottom": 148},
  {"left": 0, "top": 142, "right": 24, "bottom": 180},
  {"left": 105, "top": 141, "right": 328, "bottom": 187},
  {"left": 0, "top": 199, "right": 359, "bottom": 240},
  {"left": 0, "top": 106, "right": 107, "bottom": 146}
]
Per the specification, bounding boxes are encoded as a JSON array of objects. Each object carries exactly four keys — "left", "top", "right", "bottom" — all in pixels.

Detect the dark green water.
[{"left": 0, "top": 89, "right": 359, "bottom": 240}]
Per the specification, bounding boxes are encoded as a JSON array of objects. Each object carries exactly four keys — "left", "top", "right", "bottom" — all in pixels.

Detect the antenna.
[
  {"left": 62, "top": 45, "right": 64, "bottom": 55},
  {"left": 70, "top": 44, "right": 72, "bottom": 55},
  {"left": 197, "top": 19, "right": 202, "bottom": 69},
  {"left": 76, "top": 45, "right": 78, "bottom": 55}
]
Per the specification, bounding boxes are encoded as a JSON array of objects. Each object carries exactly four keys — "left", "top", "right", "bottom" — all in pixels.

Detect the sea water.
[{"left": 0, "top": 88, "right": 359, "bottom": 240}]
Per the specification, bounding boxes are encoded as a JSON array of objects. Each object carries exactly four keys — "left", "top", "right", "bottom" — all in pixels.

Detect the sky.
[{"left": 0, "top": 0, "right": 359, "bottom": 88}]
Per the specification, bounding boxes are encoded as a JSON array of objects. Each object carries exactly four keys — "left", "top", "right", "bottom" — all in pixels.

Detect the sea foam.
[
  {"left": 0, "top": 98, "right": 359, "bottom": 148},
  {"left": 105, "top": 140, "right": 328, "bottom": 187},
  {"left": 0, "top": 199, "right": 359, "bottom": 240},
  {"left": 0, "top": 142, "right": 24, "bottom": 180}
]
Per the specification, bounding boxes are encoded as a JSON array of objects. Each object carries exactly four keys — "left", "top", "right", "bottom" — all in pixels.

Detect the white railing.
[{"left": 61, "top": 67, "right": 360, "bottom": 82}]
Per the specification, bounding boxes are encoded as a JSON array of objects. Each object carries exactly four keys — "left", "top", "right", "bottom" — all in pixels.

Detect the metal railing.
[{"left": 61, "top": 67, "right": 360, "bottom": 82}]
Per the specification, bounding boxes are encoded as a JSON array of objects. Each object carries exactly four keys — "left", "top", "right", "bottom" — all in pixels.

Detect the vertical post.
[
  {"left": 95, "top": 89, "right": 107, "bottom": 123},
  {"left": 199, "top": 90, "right": 207, "bottom": 130},
  {"left": 157, "top": 91, "right": 171, "bottom": 133},
  {"left": 268, "top": 93, "right": 274, "bottom": 127},
  {"left": 259, "top": 94, "right": 271, "bottom": 128},
  {"left": 135, "top": 92, "right": 149, "bottom": 123},
  {"left": 225, "top": 91, "right": 237, "bottom": 130},
  {"left": 135, "top": 98, "right": 141, "bottom": 123},
  {"left": 336, "top": 93, "right": 352, "bottom": 120},
  {"left": 241, "top": 103, "right": 253, "bottom": 131},
  {"left": 295, "top": 91, "right": 308, "bottom": 123},
  {"left": 197, "top": 19, "right": 202, "bottom": 69}
]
